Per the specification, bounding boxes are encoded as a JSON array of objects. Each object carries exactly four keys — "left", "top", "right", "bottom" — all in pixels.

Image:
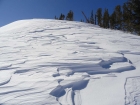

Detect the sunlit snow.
[{"left": 0, "top": 19, "right": 140, "bottom": 105}]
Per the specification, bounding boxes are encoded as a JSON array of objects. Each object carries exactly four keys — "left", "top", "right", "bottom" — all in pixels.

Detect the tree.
[
  {"left": 90, "top": 10, "right": 94, "bottom": 24},
  {"left": 103, "top": 9, "right": 110, "bottom": 28},
  {"left": 110, "top": 11, "right": 116, "bottom": 29},
  {"left": 81, "top": 11, "right": 90, "bottom": 23},
  {"left": 95, "top": 14, "right": 97, "bottom": 25},
  {"left": 96, "top": 8, "right": 102, "bottom": 26},
  {"left": 114, "top": 5, "right": 123, "bottom": 30},
  {"left": 66, "top": 10, "right": 74, "bottom": 21},
  {"left": 125, "top": 0, "right": 140, "bottom": 35},
  {"left": 59, "top": 13, "right": 65, "bottom": 20},
  {"left": 122, "top": 3, "right": 132, "bottom": 31},
  {"left": 54, "top": 16, "right": 58, "bottom": 20}
]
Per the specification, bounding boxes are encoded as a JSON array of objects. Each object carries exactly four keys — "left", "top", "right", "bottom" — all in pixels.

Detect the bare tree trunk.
[{"left": 81, "top": 11, "right": 90, "bottom": 23}]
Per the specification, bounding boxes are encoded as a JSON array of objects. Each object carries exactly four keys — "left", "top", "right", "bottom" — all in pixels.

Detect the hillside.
[{"left": 0, "top": 19, "right": 140, "bottom": 105}]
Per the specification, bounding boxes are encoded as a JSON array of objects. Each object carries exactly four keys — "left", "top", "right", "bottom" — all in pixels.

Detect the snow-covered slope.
[{"left": 0, "top": 19, "right": 140, "bottom": 105}]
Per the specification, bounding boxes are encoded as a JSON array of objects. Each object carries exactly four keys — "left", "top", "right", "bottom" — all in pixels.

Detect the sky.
[{"left": 0, "top": 0, "right": 127, "bottom": 27}]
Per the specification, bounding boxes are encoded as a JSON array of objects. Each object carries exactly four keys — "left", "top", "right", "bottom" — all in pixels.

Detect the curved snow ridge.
[
  {"left": 50, "top": 80, "right": 89, "bottom": 97},
  {"left": 125, "top": 76, "right": 140, "bottom": 105},
  {"left": 0, "top": 71, "right": 13, "bottom": 86},
  {"left": 58, "top": 88, "right": 75, "bottom": 105},
  {"left": 58, "top": 88, "right": 82, "bottom": 105},
  {"left": 0, "top": 63, "right": 12, "bottom": 70},
  {"left": 50, "top": 79, "right": 89, "bottom": 105}
]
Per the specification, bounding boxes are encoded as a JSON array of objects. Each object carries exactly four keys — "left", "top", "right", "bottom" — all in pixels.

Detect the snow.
[{"left": 0, "top": 19, "right": 140, "bottom": 105}]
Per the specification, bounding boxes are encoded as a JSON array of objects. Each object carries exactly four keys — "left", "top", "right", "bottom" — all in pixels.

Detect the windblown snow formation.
[{"left": 0, "top": 19, "right": 140, "bottom": 105}]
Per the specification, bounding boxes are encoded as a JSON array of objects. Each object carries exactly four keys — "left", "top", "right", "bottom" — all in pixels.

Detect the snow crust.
[{"left": 0, "top": 19, "right": 140, "bottom": 105}]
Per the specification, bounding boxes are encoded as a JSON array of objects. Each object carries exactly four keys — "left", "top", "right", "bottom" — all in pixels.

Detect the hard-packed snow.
[{"left": 0, "top": 19, "right": 140, "bottom": 105}]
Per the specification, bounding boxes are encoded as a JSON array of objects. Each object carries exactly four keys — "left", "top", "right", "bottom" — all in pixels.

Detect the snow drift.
[{"left": 0, "top": 19, "right": 140, "bottom": 105}]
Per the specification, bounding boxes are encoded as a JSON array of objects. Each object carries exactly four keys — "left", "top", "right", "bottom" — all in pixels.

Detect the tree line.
[
  {"left": 55, "top": 0, "right": 140, "bottom": 35},
  {"left": 55, "top": 10, "right": 74, "bottom": 21}
]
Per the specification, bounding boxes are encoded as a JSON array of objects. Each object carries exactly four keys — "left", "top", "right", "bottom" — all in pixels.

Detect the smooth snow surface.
[{"left": 0, "top": 19, "right": 140, "bottom": 105}]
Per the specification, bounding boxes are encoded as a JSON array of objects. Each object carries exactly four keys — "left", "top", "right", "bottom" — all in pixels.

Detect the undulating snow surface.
[{"left": 0, "top": 19, "right": 140, "bottom": 105}]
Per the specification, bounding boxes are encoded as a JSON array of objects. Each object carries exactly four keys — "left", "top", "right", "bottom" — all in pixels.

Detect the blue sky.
[{"left": 0, "top": 0, "right": 127, "bottom": 27}]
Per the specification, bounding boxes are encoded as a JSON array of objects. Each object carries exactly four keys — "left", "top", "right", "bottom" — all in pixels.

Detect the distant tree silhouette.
[
  {"left": 95, "top": 14, "right": 97, "bottom": 25},
  {"left": 90, "top": 10, "right": 94, "bottom": 24},
  {"left": 122, "top": 3, "right": 132, "bottom": 31},
  {"left": 59, "top": 13, "right": 65, "bottom": 20},
  {"left": 110, "top": 11, "right": 116, "bottom": 29},
  {"left": 54, "top": 0, "right": 140, "bottom": 35},
  {"left": 103, "top": 9, "right": 110, "bottom": 28},
  {"left": 54, "top": 16, "right": 58, "bottom": 20},
  {"left": 96, "top": 8, "right": 102, "bottom": 27},
  {"left": 66, "top": 10, "right": 74, "bottom": 21},
  {"left": 114, "top": 5, "right": 122, "bottom": 30},
  {"left": 124, "top": 0, "right": 140, "bottom": 35}
]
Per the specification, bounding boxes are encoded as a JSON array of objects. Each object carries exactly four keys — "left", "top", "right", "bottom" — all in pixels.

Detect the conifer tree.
[
  {"left": 103, "top": 9, "right": 110, "bottom": 28},
  {"left": 96, "top": 8, "right": 102, "bottom": 26},
  {"left": 125, "top": 0, "right": 140, "bottom": 35},
  {"left": 66, "top": 10, "right": 74, "bottom": 21},
  {"left": 54, "top": 16, "right": 58, "bottom": 19},
  {"left": 110, "top": 11, "right": 116, "bottom": 29},
  {"left": 90, "top": 10, "right": 94, "bottom": 24},
  {"left": 59, "top": 14, "right": 62, "bottom": 20},
  {"left": 95, "top": 14, "right": 97, "bottom": 25},
  {"left": 114, "top": 5, "right": 122, "bottom": 30},
  {"left": 59, "top": 13, "right": 65, "bottom": 20},
  {"left": 122, "top": 3, "right": 132, "bottom": 31}
]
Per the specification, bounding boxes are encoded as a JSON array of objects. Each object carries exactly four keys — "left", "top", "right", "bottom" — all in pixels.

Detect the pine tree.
[
  {"left": 110, "top": 11, "right": 116, "bottom": 29},
  {"left": 122, "top": 3, "right": 132, "bottom": 31},
  {"left": 114, "top": 5, "right": 123, "bottom": 30},
  {"left": 59, "top": 13, "right": 65, "bottom": 20},
  {"left": 95, "top": 14, "right": 97, "bottom": 25},
  {"left": 66, "top": 10, "right": 74, "bottom": 21},
  {"left": 55, "top": 16, "right": 56, "bottom": 19},
  {"left": 96, "top": 8, "right": 102, "bottom": 26},
  {"left": 90, "top": 10, "right": 94, "bottom": 24},
  {"left": 59, "top": 14, "right": 62, "bottom": 20},
  {"left": 125, "top": 0, "right": 140, "bottom": 35},
  {"left": 103, "top": 9, "right": 110, "bottom": 28}
]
